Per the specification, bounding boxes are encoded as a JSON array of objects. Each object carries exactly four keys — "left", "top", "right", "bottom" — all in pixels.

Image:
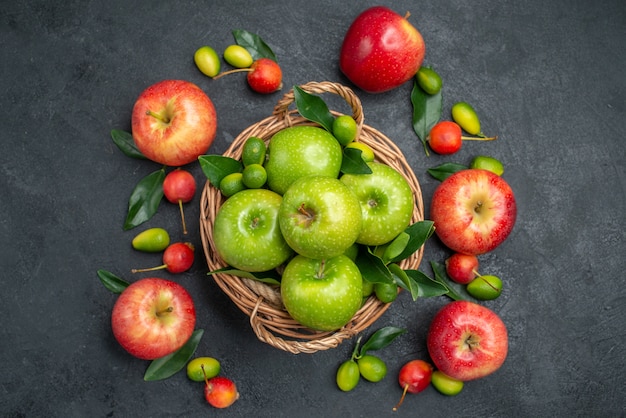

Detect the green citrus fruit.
[
  {"left": 131, "top": 228, "right": 170, "bottom": 252},
  {"left": 374, "top": 282, "right": 398, "bottom": 303},
  {"left": 223, "top": 45, "right": 253, "bottom": 68},
  {"left": 344, "top": 142, "right": 375, "bottom": 162},
  {"left": 467, "top": 275, "right": 503, "bottom": 300},
  {"left": 336, "top": 360, "right": 360, "bottom": 392},
  {"left": 358, "top": 355, "right": 387, "bottom": 382},
  {"left": 416, "top": 67, "right": 443, "bottom": 95},
  {"left": 470, "top": 155, "right": 504, "bottom": 176},
  {"left": 431, "top": 370, "right": 464, "bottom": 396},
  {"left": 194, "top": 46, "right": 220, "bottom": 77},
  {"left": 242, "top": 164, "right": 267, "bottom": 189},
  {"left": 241, "top": 137, "right": 267, "bottom": 166},
  {"left": 219, "top": 172, "right": 245, "bottom": 197},
  {"left": 451, "top": 102, "right": 482, "bottom": 136},
  {"left": 187, "top": 357, "right": 221, "bottom": 382},
  {"left": 332, "top": 115, "right": 358, "bottom": 145}
]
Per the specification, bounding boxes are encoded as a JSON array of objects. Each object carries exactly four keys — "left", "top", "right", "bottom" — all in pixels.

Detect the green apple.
[
  {"left": 265, "top": 126, "right": 342, "bottom": 195},
  {"left": 281, "top": 254, "right": 363, "bottom": 331},
  {"left": 213, "top": 189, "right": 293, "bottom": 272},
  {"left": 340, "top": 162, "right": 414, "bottom": 246},
  {"left": 279, "top": 176, "right": 362, "bottom": 260}
]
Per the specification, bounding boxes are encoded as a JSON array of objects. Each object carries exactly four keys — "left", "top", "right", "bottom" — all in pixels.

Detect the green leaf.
[
  {"left": 356, "top": 250, "right": 394, "bottom": 284},
  {"left": 293, "top": 86, "right": 335, "bottom": 132},
  {"left": 411, "top": 81, "right": 443, "bottom": 156},
  {"left": 340, "top": 148, "right": 373, "bottom": 175},
  {"left": 427, "top": 162, "right": 467, "bottom": 181},
  {"left": 97, "top": 269, "right": 130, "bottom": 293},
  {"left": 359, "top": 326, "right": 407, "bottom": 356},
  {"left": 208, "top": 267, "right": 281, "bottom": 286},
  {"left": 403, "top": 269, "right": 449, "bottom": 298},
  {"left": 123, "top": 168, "right": 165, "bottom": 230},
  {"left": 198, "top": 155, "right": 242, "bottom": 187},
  {"left": 389, "top": 263, "right": 419, "bottom": 300},
  {"left": 430, "top": 261, "right": 477, "bottom": 302},
  {"left": 382, "top": 232, "right": 410, "bottom": 264},
  {"left": 386, "top": 221, "right": 436, "bottom": 264},
  {"left": 144, "top": 329, "right": 204, "bottom": 381},
  {"left": 110, "top": 129, "right": 146, "bottom": 159},
  {"left": 233, "top": 29, "right": 277, "bottom": 62}
]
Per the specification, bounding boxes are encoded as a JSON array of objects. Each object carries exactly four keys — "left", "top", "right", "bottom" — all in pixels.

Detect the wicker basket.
[{"left": 200, "top": 81, "right": 424, "bottom": 354}]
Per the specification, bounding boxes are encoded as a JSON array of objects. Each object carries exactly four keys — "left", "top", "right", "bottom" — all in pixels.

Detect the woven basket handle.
[{"left": 272, "top": 81, "right": 365, "bottom": 136}]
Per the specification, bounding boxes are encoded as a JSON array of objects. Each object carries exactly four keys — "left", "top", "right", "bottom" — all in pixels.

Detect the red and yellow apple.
[
  {"left": 339, "top": 6, "right": 426, "bottom": 93},
  {"left": 430, "top": 169, "right": 517, "bottom": 255},
  {"left": 131, "top": 79, "right": 217, "bottom": 166},
  {"left": 111, "top": 277, "right": 196, "bottom": 360},
  {"left": 426, "top": 300, "right": 508, "bottom": 381}
]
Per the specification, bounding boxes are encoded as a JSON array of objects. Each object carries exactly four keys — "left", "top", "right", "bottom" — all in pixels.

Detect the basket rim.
[{"left": 199, "top": 81, "right": 425, "bottom": 354}]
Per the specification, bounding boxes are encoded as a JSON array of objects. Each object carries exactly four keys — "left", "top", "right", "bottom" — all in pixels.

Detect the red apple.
[
  {"left": 427, "top": 300, "right": 508, "bottom": 381},
  {"left": 111, "top": 277, "right": 196, "bottom": 360},
  {"left": 430, "top": 169, "right": 517, "bottom": 255},
  {"left": 339, "top": 6, "right": 426, "bottom": 93},
  {"left": 131, "top": 79, "right": 217, "bottom": 166}
]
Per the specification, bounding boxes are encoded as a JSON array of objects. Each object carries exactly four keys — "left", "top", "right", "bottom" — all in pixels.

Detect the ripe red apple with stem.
[
  {"left": 131, "top": 242, "right": 195, "bottom": 274},
  {"left": 427, "top": 300, "right": 508, "bottom": 381},
  {"left": 392, "top": 359, "right": 433, "bottom": 411},
  {"left": 340, "top": 6, "right": 425, "bottom": 93},
  {"left": 131, "top": 79, "right": 217, "bottom": 166},
  {"left": 203, "top": 367, "right": 239, "bottom": 409},
  {"left": 111, "top": 277, "right": 196, "bottom": 360},
  {"left": 445, "top": 253, "right": 479, "bottom": 284},
  {"left": 163, "top": 169, "right": 196, "bottom": 235},
  {"left": 428, "top": 121, "right": 497, "bottom": 155},
  {"left": 430, "top": 169, "right": 517, "bottom": 255},
  {"left": 213, "top": 58, "right": 282, "bottom": 94}
]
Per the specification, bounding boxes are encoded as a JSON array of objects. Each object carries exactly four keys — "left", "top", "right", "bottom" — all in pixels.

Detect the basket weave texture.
[{"left": 200, "top": 81, "right": 425, "bottom": 354}]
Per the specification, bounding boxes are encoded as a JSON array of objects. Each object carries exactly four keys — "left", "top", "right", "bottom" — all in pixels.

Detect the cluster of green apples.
[{"left": 211, "top": 118, "right": 416, "bottom": 332}]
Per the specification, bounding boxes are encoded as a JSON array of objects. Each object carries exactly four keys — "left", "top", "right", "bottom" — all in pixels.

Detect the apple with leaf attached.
[
  {"left": 340, "top": 6, "right": 426, "bottom": 93},
  {"left": 132, "top": 79, "right": 217, "bottom": 166}
]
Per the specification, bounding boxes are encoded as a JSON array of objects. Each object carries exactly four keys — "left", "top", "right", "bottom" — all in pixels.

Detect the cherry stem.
[
  {"left": 212, "top": 68, "right": 252, "bottom": 80},
  {"left": 131, "top": 264, "right": 167, "bottom": 273},
  {"left": 461, "top": 135, "right": 498, "bottom": 141},
  {"left": 472, "top": 269, "right": 481, "bottom": 278},
  {"left": 392, "top": 384, "right": 410, "bottom": 411},
  {"left": 145, "top": 110, "right": 170, "bottom": 123},
  {"left": 479, "top": 276, "right": 499, "bottom": 291},
  {"left": 178, "top": 200, "right": 188, "bottom": 235}
]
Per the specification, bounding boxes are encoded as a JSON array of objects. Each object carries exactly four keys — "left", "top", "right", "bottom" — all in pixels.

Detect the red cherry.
[
  {"left": 131, "top": 242, "right": 195, "bottom": 274},
  {"left": 163, "top": 169, "right": 196, "bottom": 234},
  {"left": 392, "top": 360, "right": 433, "bottom": 411},
  {"left": 204, "top": 374, "right": 239, "bottom": 409},
  {"left": 428, "top": 121, "right": 497, "bottom": 155},
  {"left": 212, "top": 58, "right": 282, "bottom": 94},
  {"left": 445, "top": 253, "right": 480, "bottom": 284},
  {"left": 246, "top": 58, "right": 282, "bottom": 94}
]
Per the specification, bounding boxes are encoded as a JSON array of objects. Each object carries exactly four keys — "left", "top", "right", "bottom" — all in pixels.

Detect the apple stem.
[
  {"left": 131, "top": 264, "right": 167, "bottom": 273},
  {"left": 178, "top": 200, "right": 188, "bottom": 235},
  {"left": 316, "top": 259, "right": 326, "bottom": 279},
  {"left": 156, "top": 306, "right": 173, "bottom": 316},
  {"left": 404, "top": 11, "right": 411, "bottom": 19},
  {"left": 461, "top": 135, "right": 498, "bottom": 141},
  {"left": 145, "top": 110, "right": 170, "bottom": 123},
  {"left": 212, "top": 68, "right": 252, "bottom": 80},
  {"left": 392, "top": 383, "right": 410, "bottom": 411}
]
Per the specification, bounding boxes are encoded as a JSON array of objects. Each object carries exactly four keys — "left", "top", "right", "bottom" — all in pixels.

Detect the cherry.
[
  {"left": 445, "top": 253, "right": 479, "bottom": 284},
  {"left": 428, "top": 120, "right": 497, "bottom": 155},
  {"left": 131, "top": 242, "right": 195, "bottom": 274},
  {"left": 203, "top": 365, "right": 239, "bottom": 409},
  {"left": 392, "top": 359, "right": 433, "bottom": 411},
  {"left": 163, "top": 169, "right": 196, "bottom": 235},
  {"left": 213, "top": 58, "right": 282, "bottom": 94}
]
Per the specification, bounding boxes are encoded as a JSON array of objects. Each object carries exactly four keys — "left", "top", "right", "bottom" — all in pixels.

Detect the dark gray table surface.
[{"left": 2, "top": 1, "right": 624, "bottom": 417}]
